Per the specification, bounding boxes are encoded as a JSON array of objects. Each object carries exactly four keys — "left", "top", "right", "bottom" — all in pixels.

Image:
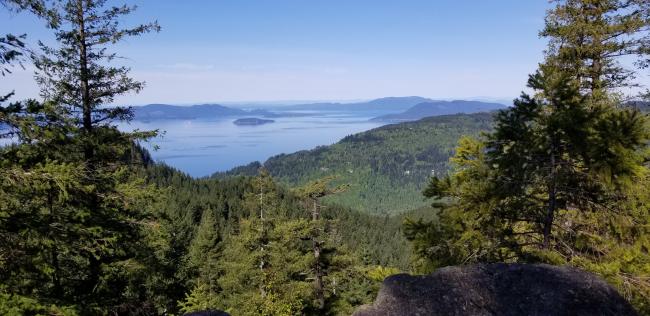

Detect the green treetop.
[
  {"left": 542, "top": 0, "right": 650, "bottom": 98},
  {"left": 0, "top": 0, "right": 162, "bottom": 313},
  {"left": 406, "top": 0, "right": 650, "bottom": 312}
]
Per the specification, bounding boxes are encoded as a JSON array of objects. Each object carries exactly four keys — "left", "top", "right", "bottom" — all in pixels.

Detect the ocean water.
[{"left": 121, "top": 111, "right": 389, "bottom": 177}]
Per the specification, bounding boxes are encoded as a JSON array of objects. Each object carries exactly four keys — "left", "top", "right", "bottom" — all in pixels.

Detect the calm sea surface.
[{"left": 120, "top": 111, "right": 389, "bottom": 177}]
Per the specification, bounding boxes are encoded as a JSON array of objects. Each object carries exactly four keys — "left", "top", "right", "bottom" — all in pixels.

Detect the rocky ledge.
[{"left": 354, "top": 263, "right": 636, "bottom": 316}]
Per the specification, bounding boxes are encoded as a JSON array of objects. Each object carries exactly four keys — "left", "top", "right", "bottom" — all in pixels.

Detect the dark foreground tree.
[
  {"left": 406, "top": 0, "right": 650, "bottom": 312},
  {"left": 0, "top": 0, "right": 161, "bottom": 313}
]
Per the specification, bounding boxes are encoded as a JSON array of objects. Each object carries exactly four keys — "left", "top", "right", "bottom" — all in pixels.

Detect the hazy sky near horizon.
[{"left": 4, "top": 0, "right": 637, "bottom": 105}]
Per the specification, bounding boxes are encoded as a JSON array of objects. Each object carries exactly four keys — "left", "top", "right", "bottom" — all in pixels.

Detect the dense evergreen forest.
[
  {"left": 140, "top": 163, "right": 434, "bottom": 314},
  {"left": 214, "top": 112, "right": 494, "bottom": 214},
  {"left": 1, "top": 0, "right": 650, "bottom": 315}
]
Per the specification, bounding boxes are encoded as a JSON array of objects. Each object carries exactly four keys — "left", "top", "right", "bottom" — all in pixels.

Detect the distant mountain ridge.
[
  {"left": 131, "top": 97, "right": 510, "bottom": 121},
  {"left": 281, "top": 96, "right": 434, "bottom": 112},
  {"left": 626, "top": 100, "right": 650, "bottom": 112},
  {"left": 133, "top": 104, "right": 249, "bottom": 120},
  {"left": 132, "top": 97, "right": 434, "bottom": 120},
  {"left": 372, "top": 100, "right": 507, "bottom": 122}
]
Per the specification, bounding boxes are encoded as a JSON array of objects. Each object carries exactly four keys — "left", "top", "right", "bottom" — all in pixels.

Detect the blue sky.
[{"left": 3, "top": 1, "right": 559, "bottom": 105}]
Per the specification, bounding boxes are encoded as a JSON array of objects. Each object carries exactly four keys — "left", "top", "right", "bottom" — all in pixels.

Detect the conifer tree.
[
  {"left": 203, "top": 218, "right": 312, "bottom": 316},
  {"left": 0, "top": 0, "right": 161, "bottom": 312},
  {"left": 542, "top": 0, "right": 650, "bottom": 98},
  {"left": 1, "top": 32, "right": 26, "bottom": 78},
  {"left": 178, "top": 210, "right": 222, "bottom": 313},
  {"left": 34, "top": 0, "right": 160, "bottom": 159},
  {"left": 294, "top": 176, "right": 348, "bottom": 310},
  {"left": 33, "top": 0, "right": 159, "bottom": 303},
  {"left": 244, "top": 169, "right": 278, "bottom": 299},
  {"left": 178, "top": 171, "right": 314, "bottom": 315},
  {"left": 406, "top": 0, "right": 650, "bottom": 311}
]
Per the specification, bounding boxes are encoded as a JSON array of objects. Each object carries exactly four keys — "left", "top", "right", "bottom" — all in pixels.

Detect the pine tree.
[
  {"left": 32, "top": 0, "right": 158, "bottom": 307},
  {"left": 207, "top": 218, "right": 312, "bottom": 316},
  {"left": 0, "top": 0, "right": 162, "bottom": 313},
  {"left": 33, "top": 0, "right": 160, "bottom": 160},
  {"left": 177, "top": 171, "right": 316, "bottom": 315},
  {"left": 407, "top": 71, "right": 650, "bottom": 312},
  {"left": 406, "top": 0, "right": 650, "bottom": 312},
  {"left": 1, "top": 32, "right": 26, "bottom": 79},
  {"left": 404, "top": 136, "right": 499, "bottom": 270},
  {"left": 243, "top": 169, "right": 278, "bottom": 299},
  {"left": 189, "top": 171, "right": 313, "bottom": 315},
  {"left": 294, "top": 176, "right": 348, "bottom": 311},
  {"left": 542, "top": 0, "right": 650, "bottom": 98},
  {"left": 178, "top": 210, "right": 222, "bottom": 313}
]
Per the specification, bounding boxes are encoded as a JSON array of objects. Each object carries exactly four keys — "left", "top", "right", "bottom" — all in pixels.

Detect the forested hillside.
[
  {"left": 215, "top": 112, "right": 495, "bottom": 214},
  {"left": 2, "top": 0, "right": 650, "bottom": 315},
  {"left": 135, "top": 163, "right": 435, "bottom": 314},
  {"left": 148, "top": 163, "right": 431, "bottom": 270},
  {"left": 0, "top": 1, "right": 439, "bottom": 313}
]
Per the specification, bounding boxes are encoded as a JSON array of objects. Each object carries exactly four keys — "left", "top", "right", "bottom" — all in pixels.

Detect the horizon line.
[{"left": 121, "top": 95, "right": 517, "bottom": 107}]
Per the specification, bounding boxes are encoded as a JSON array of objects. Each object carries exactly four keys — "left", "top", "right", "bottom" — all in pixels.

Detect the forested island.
[
  {"left": 1, "top": 0, "right": 650, "bottom": 315},
  {"left": 233, "top": 118, "right": 275, "bottom": 126}
]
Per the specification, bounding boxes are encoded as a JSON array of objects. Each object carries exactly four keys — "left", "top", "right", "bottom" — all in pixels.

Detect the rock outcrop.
[{"left": 354, "top": 263, "right": 636, "bottom": 316}]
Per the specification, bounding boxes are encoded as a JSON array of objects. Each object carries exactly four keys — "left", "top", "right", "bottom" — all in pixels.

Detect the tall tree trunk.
[
  {"left": 76, "top": 2, "right": 102, "bottom": 297},
  {"left": 591, "top": 57, "right": 602, "bottom": 94},
  {"left": 48, "top": 190, "right": 62, "bottom": 299},
  {"left": 51, "top": 245, "right": 62, "bottom": 298},
  {"left": 543, "top": 142, "right": 557, "bottom": 249},
  {"left": 259, "top": 183, "right": 266, "bottom": 298},
  {"left": 590, "top": 1, "right": 604, "bottom": 96},
  {"left": 312, "top": 198, "right": 324, "bottom": 309},
  {"left": 76, "top": 0, "right": 93, "bottom": 162}
]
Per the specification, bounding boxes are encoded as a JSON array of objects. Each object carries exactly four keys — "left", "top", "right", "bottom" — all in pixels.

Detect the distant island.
[
  {"left": 130, "top": 97, "right": 514, "bottom": 122},
  {"left": 131, "top": 97, "right": 432, "bottom": 121},
  {"left": 233, "top": 117, "right": 275, "bottom": 126},
  {"left": 133, "top": 103, "right": 249, "bottom": 120},
  {"left": 371, "top": 100, "right": 507, "bottom": 122}
]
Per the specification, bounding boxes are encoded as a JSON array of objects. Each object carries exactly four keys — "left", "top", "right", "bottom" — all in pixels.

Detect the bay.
[{"left": 120, "top": 110, "right": 390, "bottom": 177}]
